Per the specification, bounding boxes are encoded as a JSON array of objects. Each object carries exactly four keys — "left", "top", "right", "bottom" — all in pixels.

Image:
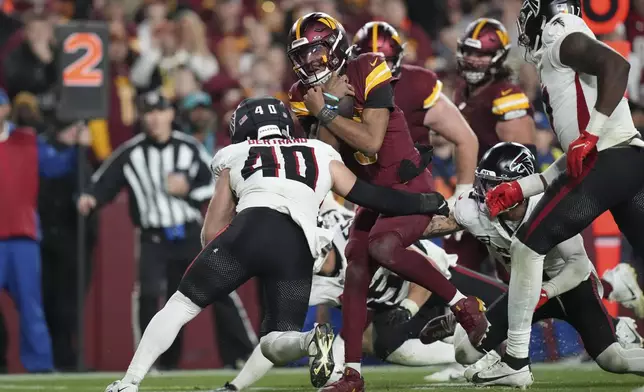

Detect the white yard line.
[{"left": 0, "top": 362, "right": 602, "bottom": 382}]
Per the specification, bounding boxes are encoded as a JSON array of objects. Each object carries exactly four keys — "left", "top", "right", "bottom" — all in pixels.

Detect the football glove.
[
  {"left": 535, "top": 289, "right": 549, "bottom": 311},
  {"left": 485, "top": 181, "right": 524, "bottom": 218},
  {"left": 566, "top": 130, "right": 599, "bottom": 178}
]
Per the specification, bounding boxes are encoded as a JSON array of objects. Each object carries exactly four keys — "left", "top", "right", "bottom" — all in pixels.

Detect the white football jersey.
[
  {"left": 310, "top": 199, "right": 458, "bottom": 310},
  {"left": 210, "top": 138, "right": 342, "bottom": 258},
  {"left": 454, "top": 190, "right": 568, "bottom": 278},
  {"left": 536, "top": 14, "right": 639, "bottom": 151}
]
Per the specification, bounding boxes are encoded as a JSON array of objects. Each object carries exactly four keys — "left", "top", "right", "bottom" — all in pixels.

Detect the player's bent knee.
[
  {"left": 595, "top": 343, "right": 629, "bottom": 373},
  {"left": 454, "top": 324, "right": 484, "bottom": 365},
  {"left": 367, "top": 234, "right": 401, "bottom": 267},
  {"left": 259, "top": 333, "right": 279, "bottom": 364},
  {"left": 345, "top": 239, "right": 369, "bottom": 264}
]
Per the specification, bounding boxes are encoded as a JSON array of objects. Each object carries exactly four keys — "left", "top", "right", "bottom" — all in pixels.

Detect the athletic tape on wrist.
[{"left": 316, "top": 106, "right": 338, "bottom": 126}]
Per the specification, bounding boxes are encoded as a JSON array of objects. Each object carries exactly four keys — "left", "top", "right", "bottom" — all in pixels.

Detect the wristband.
[
  {"left": 400, "top": 299, "right": 420, "bottom": 317},
  {"left": 316, "top": 106, "right": 338, "bottom": 126},
  {"left": 323, "top": 92, "right": 340, "bottom": 103},
  {"left": 586, "top": 109, "right": 609, "bottom": 137}
]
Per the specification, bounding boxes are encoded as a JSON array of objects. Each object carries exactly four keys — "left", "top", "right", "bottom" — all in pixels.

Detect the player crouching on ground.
[
  {"left": 104, "top": 97, "right": 450, "bottom": 392},
  {"left": 420, "top": 142, "right": 644, "bottom": 387}
]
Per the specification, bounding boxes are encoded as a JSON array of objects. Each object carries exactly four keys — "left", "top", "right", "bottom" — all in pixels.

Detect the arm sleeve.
[
  {"left": 344, "top": 178, "right": 445, "bottom": 216},
  {"left": 188, "top": 143, "right": 214, "bottom": 203},
  {"left": 364, "top": 83, "right": 394, "bottom": 110},
  {"left": 210, "top": 146, "right": 232, "bottom": 180},
  {"left": 88, "top": 144, "right": 130, "bottom": 207},
  {"left": 542, "top": 235, "right": 592, "bottom": 298}
]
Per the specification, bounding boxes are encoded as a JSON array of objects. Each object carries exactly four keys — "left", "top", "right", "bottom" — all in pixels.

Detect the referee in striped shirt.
[{"left": 77, "top": 91, "right": 217, "bottom": 368}]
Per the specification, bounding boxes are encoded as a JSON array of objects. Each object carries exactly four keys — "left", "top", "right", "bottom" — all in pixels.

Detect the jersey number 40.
[{"left": 242, "top": 146, "right": 318, "bottom": 190}]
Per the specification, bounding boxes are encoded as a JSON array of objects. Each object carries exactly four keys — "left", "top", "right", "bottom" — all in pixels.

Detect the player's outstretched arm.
[
  {"left": 329, "top": 160, "right": 449, "bottom": 216},
  {"left": 201, "top": 169, "right": 236, "bottom": 247},
  {"left": 421, "top": 212, "right": 463, "bottom": 238},
  {"left": 424, "top": 93, "right": 478, "bottom": 187},
  {"left": 559, "top": 32, "right": 630, "bottom": 127}
]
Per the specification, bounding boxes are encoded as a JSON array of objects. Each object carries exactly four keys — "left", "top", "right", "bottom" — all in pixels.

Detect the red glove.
[
  {"left": 566, "top": 130, "right": 599, "bottom": 178},
  {"left": 535, "top": 289, "right": 549, "bottom": 311},
  {"left": 485, "top": 181, "right": 524, "bottom": 218}
]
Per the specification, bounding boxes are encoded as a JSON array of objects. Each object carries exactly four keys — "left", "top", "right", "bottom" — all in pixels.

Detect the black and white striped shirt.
[{"left": 88, "top": 131, "right": 213, "bottom": 229}]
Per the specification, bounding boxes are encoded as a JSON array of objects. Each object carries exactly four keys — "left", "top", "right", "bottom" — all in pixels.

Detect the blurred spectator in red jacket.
[
  {"left": 88, "top": 20, "right": 136, "bottom": 161},
  {"left": 3, "top": 11, "right": 56, "bottom": 99},
  {"left": 0, "top": 87, "right": 54, "bottom": 373}
]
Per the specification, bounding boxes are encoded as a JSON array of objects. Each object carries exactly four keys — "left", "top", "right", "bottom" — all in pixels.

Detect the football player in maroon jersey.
[
  {"left": 287, "top": 13, "right": 489, "bottom": 392},
  {"left": 454, "top": 18, "right": 536, "bottom": 157},
  {"left": 442, "top": 18, "right": 539, "bottom": 274},
  {"left": 351, "top": 21, "right": 479, "bottom": 206}
]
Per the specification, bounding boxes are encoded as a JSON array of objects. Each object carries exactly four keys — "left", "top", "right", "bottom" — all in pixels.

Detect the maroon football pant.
[{"left": 341, "top": 171, "right": 458, "bottom": 364}]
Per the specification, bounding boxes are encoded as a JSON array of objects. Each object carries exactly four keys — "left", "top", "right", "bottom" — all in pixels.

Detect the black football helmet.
[
  {"left": 517, "top": 0, "right": 581, "bottom": 63},
  {"left": 229, "top": 97, "right": 294, "bottom": 144},
  {"left": 475, "top": 142, "right": 536, "bottom": 198}
]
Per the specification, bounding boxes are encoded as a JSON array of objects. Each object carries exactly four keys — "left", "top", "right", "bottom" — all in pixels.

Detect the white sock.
[
  {"left": 230, "top": 345, "right": 274, "bottom": 390},
  {"left": 448, "top": 291, "right": 467, "bottom": 307},
  {"left": 346, "top": 362, "right": 361, "bottom": 373},
  {"left": 122, "top": 292, "right": 202, "bottom": 384},
  {"left": 260, "top": 330, "right": 313, "bottom": 365},
  {"left": 386, "top": 339, "right": 455, "bottom": 366},
  {"left": 507, "top": 239, "right": 545, "bottom": 359}
]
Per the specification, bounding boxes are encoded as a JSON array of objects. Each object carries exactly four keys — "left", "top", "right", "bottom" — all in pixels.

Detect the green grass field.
[{"left": 1, "top": 364, "right": 643, "bottom": 392}]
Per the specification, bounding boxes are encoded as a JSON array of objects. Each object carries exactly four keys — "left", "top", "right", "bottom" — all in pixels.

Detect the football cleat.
[
  {"left": 318, "top": 367, "right": 364, "bottom": 392},
  {"left": 104, "top": 380, "right": 138, "bottom": 392},
  {"left": 212, "top": 382, "right": 238, "bottom": 391},
  {"left": 471, "top": 358, "right": 533, "bottom": 388},
  {"left": 451, "top": 296, "right": 490, "bottom": 347},
  {"left": 603, "top": 264, "right": 644, "bottom": 318},
  {"left": 309, "top": 323, "right": 336, "bottom": 388},
  {"left": 419, "top": 312, "right": 456, "bottom": 345},
  {"left": 464, "top": 350, "right": 501, "bottom": 382},
  {"left": 616, "top": 317, "right": 644, "bottom": 349},
  {"left": 424, "top": 363, "right": 466, "bottom": 383}
]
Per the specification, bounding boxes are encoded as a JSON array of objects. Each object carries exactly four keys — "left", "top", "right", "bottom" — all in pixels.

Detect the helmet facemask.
[{"left": 288, "top": 30, "right": 348, "bottom": 87}]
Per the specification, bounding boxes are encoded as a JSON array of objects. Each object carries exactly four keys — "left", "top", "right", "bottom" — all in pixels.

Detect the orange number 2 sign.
[{"left": 63, "top": 32, "right": 104, "bottom": 87}]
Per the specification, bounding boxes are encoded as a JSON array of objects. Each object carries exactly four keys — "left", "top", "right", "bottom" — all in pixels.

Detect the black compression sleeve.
[
  {"left": 344, "top": 178, "right": 448, "bottom": 216},
  {"left": 365, "top": 83, "right": 394, "bottom": 110}
]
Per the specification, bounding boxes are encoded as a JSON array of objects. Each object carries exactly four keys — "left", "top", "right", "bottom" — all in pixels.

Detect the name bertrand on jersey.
[{"left": 247, "top": 138, "right": 310, "bottom": 145}]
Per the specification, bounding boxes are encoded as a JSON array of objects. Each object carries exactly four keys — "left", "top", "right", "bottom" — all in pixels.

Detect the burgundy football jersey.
[
  {"left": 289, "top": 53, "right": 422, "bottom": 187},
  {"left": 394, "top": 64, "right": 442, "bottom": 145},
  {"left": 453, "top": 79, "right": 533, "bottom": 160}
]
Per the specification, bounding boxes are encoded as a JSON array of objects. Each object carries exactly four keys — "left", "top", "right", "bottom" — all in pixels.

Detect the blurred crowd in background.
[{"left": 0, "top": 0, "right": 644, "bottom": 374}]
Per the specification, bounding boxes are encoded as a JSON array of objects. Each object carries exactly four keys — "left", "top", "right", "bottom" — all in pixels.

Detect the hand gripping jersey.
[
  {"left": 537, "top": 14, "right": 639, "bottom": 151},
  {"left": 310, "top": 200, "right": 457, "bottom": 310},
  {"left": 289, "top": 53, "right": 422, "bottom": 187},
  {"left": 453, "top": 80, "right": 533, "bottom": 160},
  {"left": 393, "top": 64, "right": 443, "bottom": 145},
  {"left": 453, "top": 190, "right": 569, "bottom": 281},
  {"left": 210, "top": 138, "right": 342, "bottom": 258}
]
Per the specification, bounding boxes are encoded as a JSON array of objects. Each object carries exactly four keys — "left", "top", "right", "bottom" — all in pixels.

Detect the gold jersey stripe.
[
  {"left": 290, "top": 101, "right": 310, "bottom": 116},
  {"left": 423, "top": 80, "right": 444, "bottom": 109},
  {"left": 492, "top": 94, "right": 530, "bottom": 115},
  {"left": 364, "top": 62, "right": 392, "bottom": 99}
]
